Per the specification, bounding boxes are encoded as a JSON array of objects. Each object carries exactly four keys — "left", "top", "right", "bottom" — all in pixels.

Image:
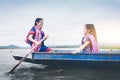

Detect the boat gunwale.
[
  {"left": 13, "top": 55, "right": 120, "bottom": 62},
  {"left": 32, "top": 52, "right": 120, "bottom": 55}
]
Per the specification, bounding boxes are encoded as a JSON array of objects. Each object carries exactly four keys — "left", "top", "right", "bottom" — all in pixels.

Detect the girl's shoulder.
[
  {"left": 85, "top": 34, "right": 94, "bottom": 38},
  {"left": 30, "top": 26, "right": 36, "bottom": 32},
  {"left": 86, "top": 34, "right": 92, "bottom": 36}
]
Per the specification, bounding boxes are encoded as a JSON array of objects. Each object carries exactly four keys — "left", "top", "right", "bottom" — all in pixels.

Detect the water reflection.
[{"left": 9, "top": 67, "right": 120, "bottom": 80}]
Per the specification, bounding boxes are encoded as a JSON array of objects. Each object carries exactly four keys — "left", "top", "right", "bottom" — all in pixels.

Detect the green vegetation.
[
  {"left": 50, "top": 45, "right": 79, "bottom": 48},
  {"left": 51, "top": 45, "right": 120, "bottom": 49},
  {"left": 0, "top": 44, "right": 120, "bottom": 49},
  {"left": 99, "top": 45, "right": 120, "bottom": 49}
]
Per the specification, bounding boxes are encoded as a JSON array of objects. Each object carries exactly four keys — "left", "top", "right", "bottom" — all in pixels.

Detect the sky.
[{"left": 0, "top": 0, "right": 120, "bottom": 47}]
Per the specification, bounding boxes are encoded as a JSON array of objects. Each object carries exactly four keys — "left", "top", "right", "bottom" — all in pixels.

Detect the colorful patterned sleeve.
[{"left": 29, "top": 27, "right": 36, "bottom": 35}]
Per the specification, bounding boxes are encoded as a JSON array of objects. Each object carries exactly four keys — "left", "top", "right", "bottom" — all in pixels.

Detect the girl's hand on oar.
[
  {"left": 34, "top": 38, "right": 45, "bottom": 46},
  {"left": 34, "top": 41, "right": 41, "bottom": 46}
]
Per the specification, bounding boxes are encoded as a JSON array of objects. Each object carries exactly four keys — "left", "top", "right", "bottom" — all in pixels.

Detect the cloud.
[{"left": 0, "top": 0, "right": 120, "bottom": 46}]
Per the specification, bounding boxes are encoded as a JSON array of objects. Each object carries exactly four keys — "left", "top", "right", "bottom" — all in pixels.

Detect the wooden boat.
[{"left": 13, "top": 50, "right": 120, "bottom": 69}]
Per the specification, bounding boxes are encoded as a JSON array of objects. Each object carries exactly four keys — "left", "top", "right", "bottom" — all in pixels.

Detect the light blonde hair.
[{"left": 85, "top": 24, "right": 97, "bottom": 42}]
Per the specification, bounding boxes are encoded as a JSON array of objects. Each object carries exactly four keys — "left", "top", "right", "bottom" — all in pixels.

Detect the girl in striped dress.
[
  {"left": 25, "top": 18, "right": 52, "bottom": 52},
  {"left": 73, "top": 24, "right": 99, "bottom": 54}
]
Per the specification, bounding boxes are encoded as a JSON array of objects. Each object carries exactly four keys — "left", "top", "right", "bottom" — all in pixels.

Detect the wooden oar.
[
  {"left": 8, "top": 38, "right": 47, "bottom": 73},
  {"left": 8, "top": 45, "right": 37, "bottom": 73}
]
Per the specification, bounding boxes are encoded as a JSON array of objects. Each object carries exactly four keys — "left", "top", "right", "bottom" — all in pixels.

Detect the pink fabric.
[
  {"left": 85, "top": 34, "right": 99, "bottom": 53},
  {"left": 46, "top": 48, "right": 52, "bottom": 52},
  {"left": 32, "top": 27, "right": 42, "bottom": 52}
]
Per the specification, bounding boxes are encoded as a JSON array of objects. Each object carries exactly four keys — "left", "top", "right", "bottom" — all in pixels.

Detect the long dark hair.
[
  {"left": 34, "top": 18, "right": 43, "bottom": 26},
  {"left": 85, "top": 24, "right": 97, "bottom": 42}
]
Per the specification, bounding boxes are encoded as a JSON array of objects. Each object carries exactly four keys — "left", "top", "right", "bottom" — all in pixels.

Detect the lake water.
[{"left": 0, "top": 49, "right": 120, "bottom": 80}]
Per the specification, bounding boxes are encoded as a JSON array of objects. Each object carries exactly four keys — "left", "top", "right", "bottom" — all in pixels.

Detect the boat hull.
[{"left": 13, "top": 51, "right": 120, "bottom": 69}]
